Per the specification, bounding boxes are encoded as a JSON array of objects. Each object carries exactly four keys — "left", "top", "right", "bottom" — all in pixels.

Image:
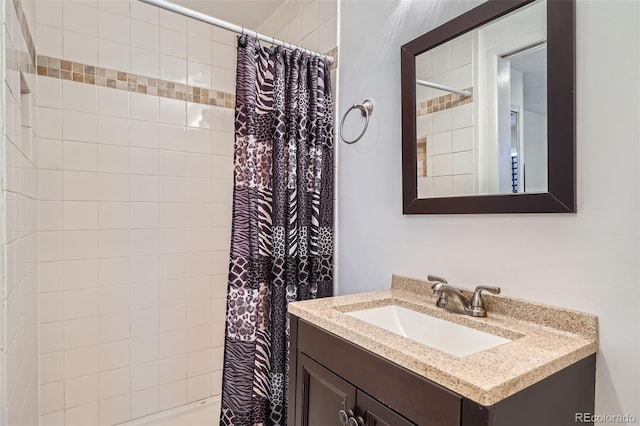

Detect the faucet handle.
[
  {"left": 427, "top": 274, "right": 448, "bottom": 284},
  {"left": 470, "top": 286, "right": 500, "bottom": 309}
]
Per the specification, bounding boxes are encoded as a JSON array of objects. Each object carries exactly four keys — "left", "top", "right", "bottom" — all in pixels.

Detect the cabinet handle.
[
  {"left": 348, "top": 416, "right": 365, "bottom": 426},
  {"left": 338, "top": 410, "right": 354, "bottom": 425}
]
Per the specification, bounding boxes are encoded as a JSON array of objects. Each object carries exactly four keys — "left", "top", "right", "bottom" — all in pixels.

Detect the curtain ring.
[{"left": 239, "top": 27, "right": 247, "bottom": 46}]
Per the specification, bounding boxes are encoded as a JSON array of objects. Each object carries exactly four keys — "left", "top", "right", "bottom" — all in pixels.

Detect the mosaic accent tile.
[
  {"left": 327, "top": 47, "right": 339, "bottom": 71},
  {"left": 37, "top": 55, "right": 238, "bottom": 109},
  {"left": 6, "top": 0, "right": 36, "bottom": 75},
  {"left": 417, "top": 87, "right": 474, "bottom": 116},
  {"left": 417, "top": 137, "right": 427, "bottom": 177}
]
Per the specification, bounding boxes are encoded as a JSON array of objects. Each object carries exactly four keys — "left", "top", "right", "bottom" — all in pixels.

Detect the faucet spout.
[{"left": 430, "top": 283, "right": 472, "bottom": 315}]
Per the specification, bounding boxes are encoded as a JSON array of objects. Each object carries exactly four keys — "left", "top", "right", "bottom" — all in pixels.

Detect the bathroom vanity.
[{"left": 287, "top": 276, "right": 598, "bottom": 426}]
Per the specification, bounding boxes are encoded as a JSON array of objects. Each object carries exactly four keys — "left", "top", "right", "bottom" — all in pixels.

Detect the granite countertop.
[{"left": 288, "top": 275, "right": 598, "bottom": 406}]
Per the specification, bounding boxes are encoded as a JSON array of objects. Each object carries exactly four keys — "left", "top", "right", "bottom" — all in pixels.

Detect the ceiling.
[{"left": 170, "top": 0, "right": 286, "bottom": 29}]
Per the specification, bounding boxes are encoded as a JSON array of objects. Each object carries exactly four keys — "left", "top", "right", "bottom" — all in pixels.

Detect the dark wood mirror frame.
[{"left": 401, "top": 0, "right": 575, "bottom": 214}]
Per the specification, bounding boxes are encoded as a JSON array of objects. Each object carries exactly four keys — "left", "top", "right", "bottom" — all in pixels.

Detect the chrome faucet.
[{"left": 427, "top": 275, "right": 500, "bottom": 318}]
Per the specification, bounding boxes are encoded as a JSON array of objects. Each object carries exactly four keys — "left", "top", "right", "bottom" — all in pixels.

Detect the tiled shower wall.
[
  {"left": 35, "top": 1, "right": 235, "bottom": 424},
  {"left": 416, "top": 34, "right": 474, "bottom": 197},
  {"left": 1, "top": 0, "right": 40, "bottom": 424}
]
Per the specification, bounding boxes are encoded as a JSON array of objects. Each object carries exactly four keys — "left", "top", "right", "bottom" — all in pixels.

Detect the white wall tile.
[
  {"left": 98, "top": 230, "right": 130, "bottom": 258},
  {"left": 453, "top": 174, "right": 474, "bottom": 196},
  {"left": 99, "top": 340, "right": 130, "bottom": 371},
  {"left": 131, "top": 361, "right": 159, "bottom": 391},
  {"left": 63, "top": 111, "right": 98, "bottom": 143},
  {"left": 63, "top": 171, "right": 98, "bottom": 200},
  {"left": 186, "top": 374, "right": 210, "bottom": 403},
  {"left": 132, "top": 387, "right": 160, "bottom": 419},
  {"left": 63, "top": 1, "right": 98, "bottom": 36},
  {"left": 131, "top": 335, "right": 159, "bottom": 364},
  {"left": 64, "top": 259, "right": 98, "bottom": 290},
  {"left": 40, "top": 382, "right": 64, "bottom": 414},
  {"left": 40, "top": 352, "right": 64, "bottom": 384},
  {"left": 159, "top": 9, "right": 186, "bottom": 32},
  {"left": 64, "top": 374, "right": 99, "bottom": 408},
  {"left": 452, "top": 127, "right": 474, "bottom": 152},
  {"left": 159, "top": 98, "right": 186, "bottom": 126},
  {"left": 158, "top": 124, "right": 186, "bottom": 151},
  {"left": 63, "top": 81, "right": 97, "bottom": 114},
  {"left": 452, "top": 150, "right": 474, "bottom": 175},
  {"left": 39, "top": 201, "right": 64, "bottom": 231},
  {"left": 131, "top": 19, "right": 160, "bottom": 51},
  {"left": 99, "top": 0, "right": 130, "bottom": 17},
  {"left": 99, "top": 286, "right": 130, "bottom": 315},
  {"left": 40, "top": 292, "right": 64, "bottom": 323},
  {"left": 431, "top": 154, "right": 453, "bottom": 176},
  {"left": 188, "top": 35, "right": 211, "bottom": 65},
  {"left": 39, "top": 140, "right": 62, "bottom": 172},
  {"left": 452, "top": 38, "right": 472, "bottom": 68},
  {"left": 64, "top": 317, "right": 98, "bottom": 349},
  {"left": 38, "top": 107, "right": 63, "bottom": 139},
  {"left": 130, "top": 93, "right": 159, "bottom": 122},
  {"left": 63, "top": 141, "right": 98, "bottom": 172},
  {"left": 99, "top": 312, "right": 130, "bottom": 343},
  {"left": 187, "top": 18, "right": 211, "bottom": 39},
  {"left": 98, "top": 10, "right": 130, "bottom": 44},
  {"left": 160, "top": 380, "right": 186, "bottom": 410},
  {"left": 64, "top": 345, "right": 99, "bottom": 378},
  {"left": 63, "top": 31, "right": 98, "bottom": 65},
  {"left": 38, "top": 77, "right": 63, "bottom": 109},
  {"left": 131, "top": 203, "right": 159, "bottom": 229},
  {"left": 160, "top": 28, "right": 187, "bottom": 59},
  {"left": 99, "top": 367, "right": 130, "bottom": 399},
  {"left": 99, "top": 394, "right": 131, "bottom": 426},
  {"left": 97, "top": 87, "right": 129, "bottom": 118},
  {"left": 99, "top": 39, "right": 131, "bottom": 72},
  {"left": 131, "top": 47, "right": 160, "bottom": 79},
  {"left": 187, "top": 61, "right": 212, "bottom": 89},
  {"left": 433, "top": 176, "right": 453, "bottom": 197},
  {"left": 429, "top": 132, "right": 452, "bottom": 156},
  {"left": 98, "top": 145, "right": 130, "bottom": 173},
  {"left": 98, "top": 173, "right": 130, "bottom": 201},
  {"left": 160, "top": 54, "right": 187, "bottom": 84},
  {"left": 131, "top": 2, "right": 159, "bottom": 25},
  {"left": 37, "top": 0, "right": 63, "bottom": 27},
  {"left": 64, "top": 288, "right": 98, "bottom": 319},
  {"left": 451, "top": 64, "right": 472, "bottom": 90},
  {"left": 63, "top": 201, "right": 98, "bottom": 230},
  {"left": 452, "top": 104, "right": 474, "bottom": 129}
]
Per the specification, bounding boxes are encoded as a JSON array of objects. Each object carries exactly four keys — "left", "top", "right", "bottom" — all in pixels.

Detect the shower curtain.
[{"left": 220, "top": 35, "right": 334, "bottom": 426}]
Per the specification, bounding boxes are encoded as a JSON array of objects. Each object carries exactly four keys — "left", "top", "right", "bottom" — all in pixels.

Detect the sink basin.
[{"left": 346, "top": 305, "right": 511, "bottom": 357}]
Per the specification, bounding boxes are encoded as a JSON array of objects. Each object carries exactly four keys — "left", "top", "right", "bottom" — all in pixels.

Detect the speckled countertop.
[{"left": 288, "top": 275, "right": 598, "bottom": 406}]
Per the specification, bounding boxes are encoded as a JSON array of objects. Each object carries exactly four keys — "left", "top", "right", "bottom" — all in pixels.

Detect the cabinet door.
[
  {"left": 296, "top": 353, "right": 357, "bottom": 426},
  {"left": 357, "top": 390, "right": 417, "bottom": 426}
]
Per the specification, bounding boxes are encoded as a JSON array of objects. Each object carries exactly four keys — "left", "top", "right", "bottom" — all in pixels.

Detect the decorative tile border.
[
  {"left": 417, "top": 87, "right": 473, "bottom": 116},
  {"left": 5, "top": 0, "right": 37, "bottom": 75},
  {"left": 417, "top": 137, "right": 427, "bottom": 177},
  {"left": 327, "top": 47, "right": 339, "bottom": 71},
  {"left": 37, "top": 55, "right": 237, "bottom": 108},
  {"left": 12, "top": 0, "right": 36, "bottom": 68}
]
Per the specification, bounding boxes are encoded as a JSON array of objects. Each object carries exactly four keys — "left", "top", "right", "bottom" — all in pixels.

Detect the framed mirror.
[{"left": 401, "top": 0, "right": 575, "bottom": 214}]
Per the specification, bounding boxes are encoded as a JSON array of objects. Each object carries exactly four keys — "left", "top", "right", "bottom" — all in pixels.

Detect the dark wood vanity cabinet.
[
  {"left": 296, "top": 354, "right": 415, "bottom": 426},
  {"left": 288, "top": 315, "right": 596, "bottom": 426}
]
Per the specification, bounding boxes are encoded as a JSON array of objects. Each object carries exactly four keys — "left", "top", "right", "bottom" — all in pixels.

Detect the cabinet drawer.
[{"left": 297, "top": 319, "right": 461, "bottom": 426}]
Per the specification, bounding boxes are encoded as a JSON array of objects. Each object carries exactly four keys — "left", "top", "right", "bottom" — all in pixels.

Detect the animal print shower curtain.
[{"left": 220, "top": 35, "right": 334, "bottom": 426}]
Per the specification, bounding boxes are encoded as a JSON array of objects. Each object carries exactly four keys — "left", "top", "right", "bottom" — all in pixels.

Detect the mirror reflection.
[{"left": 415, "top": 0, "right": 548, "bottom": 198}]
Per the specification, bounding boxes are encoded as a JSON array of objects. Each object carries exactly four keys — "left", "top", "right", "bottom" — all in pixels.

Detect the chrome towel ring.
[{"left": 340, "top": 99, "right": 374, "bottom": 144}]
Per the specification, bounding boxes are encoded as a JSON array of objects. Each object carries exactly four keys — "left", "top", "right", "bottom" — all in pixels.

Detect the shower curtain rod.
[
  {"left": 416, "top": 79, "right": 471, "bottom": 97},
  {"left": 138, "top": 0, "right": 335, "bottom": 63}
]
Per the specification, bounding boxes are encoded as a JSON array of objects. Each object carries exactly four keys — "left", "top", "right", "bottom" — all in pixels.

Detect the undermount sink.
[{"left": 346, "top": 304, "right": 511, "bottom": 357}]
